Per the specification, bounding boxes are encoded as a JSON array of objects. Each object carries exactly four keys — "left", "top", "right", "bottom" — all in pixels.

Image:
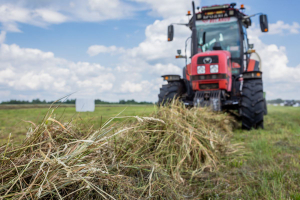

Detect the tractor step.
[{"left": 193, "top": 90, "right": 221, "bottom": 111}]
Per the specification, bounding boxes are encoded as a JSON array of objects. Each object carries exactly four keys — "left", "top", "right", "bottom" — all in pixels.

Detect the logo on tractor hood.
[{"left": 203, "top": 57, "right": 212, "bottom": 64}]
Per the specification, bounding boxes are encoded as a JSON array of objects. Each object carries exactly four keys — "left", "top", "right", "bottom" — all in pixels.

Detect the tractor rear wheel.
[
  {"left": 158, "top": 81, "right": 184, "bottom": 106},
  {"left": 241, "top": 78, "right": 264, "bottom": 130}
]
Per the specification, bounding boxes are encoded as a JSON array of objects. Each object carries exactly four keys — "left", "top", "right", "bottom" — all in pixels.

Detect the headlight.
[
  {"left": 210, "top": 65, "right": 219, "bottom": 73},
  {"left": 197, "top": 66, "right": 205, "bottom": 74}
]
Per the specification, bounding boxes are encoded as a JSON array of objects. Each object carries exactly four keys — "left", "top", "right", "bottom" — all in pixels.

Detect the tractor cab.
[
  {"left": 196, "top": 16, "right": 241, "bottom": 67},
  {"left": 192, "top": 3, "right": 268, "bottom": 73}
]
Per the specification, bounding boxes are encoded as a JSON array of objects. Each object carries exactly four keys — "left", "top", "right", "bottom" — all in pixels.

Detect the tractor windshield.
[{"left": 196, "top": 18, "right": 240, "bottom": 58}]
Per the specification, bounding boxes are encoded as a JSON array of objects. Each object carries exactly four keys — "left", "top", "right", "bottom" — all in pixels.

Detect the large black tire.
[
  {"left": 158, "top": 81, "right": 185, "bottom": 106},
  {"left": 241, "top": 78, "right": 264, "bottom": 130}
]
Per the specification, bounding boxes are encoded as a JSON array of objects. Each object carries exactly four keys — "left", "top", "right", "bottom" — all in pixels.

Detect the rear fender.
[
  {"left": 247, "top": 59, "right": 260, "bottom": 71},
  {"left": 182, "top": 67, "right": 193, "bottom": 98}
]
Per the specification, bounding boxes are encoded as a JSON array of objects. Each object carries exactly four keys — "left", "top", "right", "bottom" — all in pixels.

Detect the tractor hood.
[
  {"left": 190, "top": 50, "right": 232, "bottom": 91},
  {"left": 190, "top": 50, "right": 231, "bottom": 76}
]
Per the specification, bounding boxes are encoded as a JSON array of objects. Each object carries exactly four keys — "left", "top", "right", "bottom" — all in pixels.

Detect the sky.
[{"left": 0, "top": 0, "right": 299, "bottom": 102}]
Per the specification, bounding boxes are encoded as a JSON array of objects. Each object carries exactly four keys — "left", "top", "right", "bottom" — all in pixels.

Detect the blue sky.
[{"left": 0, "top": 0, "right": 299, "bottom": 102}]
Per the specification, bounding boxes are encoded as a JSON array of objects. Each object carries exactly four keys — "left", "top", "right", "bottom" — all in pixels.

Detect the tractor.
[{"left": 158, "top": 2, "right": 268, "bottom": 130}]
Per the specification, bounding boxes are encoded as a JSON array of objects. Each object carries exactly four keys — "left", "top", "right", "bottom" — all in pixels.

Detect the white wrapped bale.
[{"left": 76, "top": 99, "right": 95, "bottom": 112}]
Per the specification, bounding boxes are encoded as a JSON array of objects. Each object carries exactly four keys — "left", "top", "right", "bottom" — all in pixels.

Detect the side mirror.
[
  {"left": 249, "top": 44, "right": 254, "bottom": 49},
  {"left": 177, "top": 49, "right": 181, "bottom": 55},
  {"left": 168, "top": 25, "right": 174, "bottom": 41},
  {"left": 260, "top": 14, "right": 268, "bottom": 32}
]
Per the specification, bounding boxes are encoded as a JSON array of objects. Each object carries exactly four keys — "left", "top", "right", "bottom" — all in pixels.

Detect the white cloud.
[
  {"left": 0, "top": 68, "right": 15, "bottom": 82},
  {"left": 0, "top": 4, "right": 68, "bottom": 31},
  {"left": 0, "top": 31, "right": 6, "bottom": 43},
  {"left": 68, "top": 0, "right": 134, "bottom": 22},
  {"left": 0, "top": 5, "right": 30, "bottom": 23},
  {"left": 15, "top": 72, "right": 54, "bottom": 90},
  {"left": 120, "top": 80, "right": 158, "bottom": 94},
  {"left": 121, "top": 81, "right": 144, "bottom": 93},
  {"left": 2, "top": 22, "right": 21, "bottom": 32},
  {"left": 85, "top": 10, "right": 193, "bottom": 101},
  {"left": 115, "top": 65, "right": 129, "bottom": 72},
  {"left": 0, "top": 41, "right": 172, "bottom": 102},
  {"left": 126, "top": 17, "right": 190, "bottom": 62},
  {"left": 84, "top": 14, "right": 190, "bottom": 101},
  {"left": 0, "top": 0, "right": 135, "bottom": 32},
  {"left": 88, "top": 0, "right": 120, "bottom": 16},
  {"left": 34, "top": 9, "right": 68, "bottom": 24},
  {"left": 248, "top": 22, "right": 300, "bottom": 99},
  {"left": 0, "top": 43, "right": 115, "bottom": 100},
  {"left": 87, "top": 45, "right": 124, "bottom": 56},
  {"left": 250, "top": 21, "right": 300, "bottom": 37},
  {"left": 87, "top": 16, "right": 191, "bottom": 63},
  {"left": 0, "top": 90, "right": 10, "bottom": 97},
  {"left": 270, "top": 21, "right": 300, "bottom": 35},
  {"left": 0, "top": 0, "right": 195, "bottom": 33},
  {"left": 69, "top": 2, "right": 75, "bottom": 8},
  {"left": 151, "top": 63, "right": 182, "bottom": 75}
]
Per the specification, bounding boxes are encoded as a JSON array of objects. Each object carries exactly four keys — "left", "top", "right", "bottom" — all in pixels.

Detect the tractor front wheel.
[
  {"left": 158, "top": 81, "right": 185, "bottom": 106},
  {"left": 241, "top": 77, "right": 265, "bottom": 130}
]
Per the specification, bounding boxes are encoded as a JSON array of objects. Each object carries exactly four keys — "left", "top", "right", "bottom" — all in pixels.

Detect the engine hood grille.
[{"left": 197, "top": 56, "right": 219, "bottom": 64}]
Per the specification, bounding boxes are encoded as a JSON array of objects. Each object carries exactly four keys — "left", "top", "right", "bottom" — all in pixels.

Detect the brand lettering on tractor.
[
  {"left": 203, "top": 13, "right": 228, "bottom": 20},
  {"left": 202, "top": 18, "right": 231, "bottom": 23},
  {"left": 203, "top": 57, "right": 212, "bottom": 64}
]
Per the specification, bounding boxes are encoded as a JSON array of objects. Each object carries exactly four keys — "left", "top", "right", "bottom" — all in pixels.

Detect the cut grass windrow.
[{"left": 0, "top": 101, "right": 238, "bottom": 199}]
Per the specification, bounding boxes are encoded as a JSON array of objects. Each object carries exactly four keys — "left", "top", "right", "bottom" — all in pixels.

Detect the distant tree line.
[
  {"left": 0, "top": 99, "right": 153, "bottom": 105},
  {"left": 117, "top": 99, "right": 152, "bottom": 105},
  {"left": 3, "top": 98, "right": 300, "bottom": 105},
  {"left": 0, "top": 99, "right": 48, "bottom": 104},
  {"left": 267, "top": 99, "right": 300, "bottom": 104},
  {"left": 267, "top": 99, "right": 284, "bottom": 104}
]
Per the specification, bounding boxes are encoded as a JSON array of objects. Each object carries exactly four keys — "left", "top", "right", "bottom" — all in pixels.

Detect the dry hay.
[{"left": 0, "top": 101, "right": 238, "bottom": 199}]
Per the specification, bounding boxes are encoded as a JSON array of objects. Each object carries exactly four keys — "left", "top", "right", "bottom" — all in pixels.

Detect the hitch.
[{"left": 193, "top": 90, "right": 221, "bottom": 111}]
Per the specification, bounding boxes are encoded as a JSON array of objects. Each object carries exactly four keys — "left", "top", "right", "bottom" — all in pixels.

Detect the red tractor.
[{"left": 158, "top": 2, "right": 268, "bottom": 130}]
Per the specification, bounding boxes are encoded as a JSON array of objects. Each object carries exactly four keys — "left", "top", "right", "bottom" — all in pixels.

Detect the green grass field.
[
  {"left": 0, "top": 104, "right": 155, "bottom": 145},
  {"left": 218, "top": 106, "right": 300, "bottom": 199},
  {"left": 0, "top": 105, "right": 299, "bottom": 199}
]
